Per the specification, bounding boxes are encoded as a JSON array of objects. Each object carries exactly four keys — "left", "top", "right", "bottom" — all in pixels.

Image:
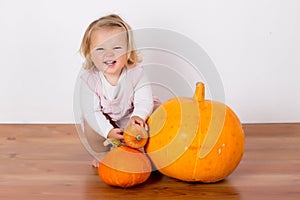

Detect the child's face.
[{"left": 90, "top": 27, "right": 128, "bottom": 77}]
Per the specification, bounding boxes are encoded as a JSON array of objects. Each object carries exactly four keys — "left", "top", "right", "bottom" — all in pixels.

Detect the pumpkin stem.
[
  {"left": 103, "top": 138, "right": 121, "bottom": 148},
  {"left": 136, "top": 134, "right": 142, "bottom": 141},
  {"left": 194, "top": 82, "right": 205, "bottom": 102}
]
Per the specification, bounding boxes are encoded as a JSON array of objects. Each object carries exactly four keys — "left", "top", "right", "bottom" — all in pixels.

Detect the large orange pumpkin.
[
  {"left": 98, "top": 145, "right": 151, "bottom": 188},
  {"left": 145, "top": 82, "right": 244, "bottom": 182}
]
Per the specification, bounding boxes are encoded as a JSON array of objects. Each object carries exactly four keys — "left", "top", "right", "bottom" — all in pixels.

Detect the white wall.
[{"left": 0, "top": 0, "right": 299, "bottom": 123}]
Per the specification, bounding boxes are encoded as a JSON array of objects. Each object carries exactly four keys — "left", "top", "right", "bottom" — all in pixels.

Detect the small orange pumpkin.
[
  {"left": 145, "top": 82, "right": 244, "bottom": 182},
  {"left": 98, "top": 145, "right": 151, "bottom": 188},
  {"left": 123, "top": 124, "right": 148, "bottom": 149}
]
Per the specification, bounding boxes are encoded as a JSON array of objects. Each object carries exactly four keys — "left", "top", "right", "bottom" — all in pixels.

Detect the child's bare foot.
[{"left": 92, "top": 159, "right": 99, "bottom": 168}]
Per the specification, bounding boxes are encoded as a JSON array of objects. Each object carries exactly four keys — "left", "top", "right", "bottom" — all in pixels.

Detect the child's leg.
[{"left": 83, "top": 120, "right": 110, "bottom": 167}]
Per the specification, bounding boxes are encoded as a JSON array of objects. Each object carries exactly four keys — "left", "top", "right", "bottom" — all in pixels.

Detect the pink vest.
[{"left": 80, "top": 66, "right": 144, "bottom": 127}]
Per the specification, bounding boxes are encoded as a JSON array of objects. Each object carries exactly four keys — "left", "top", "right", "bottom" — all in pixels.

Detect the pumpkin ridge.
[
  {"left": 192, "top": 124, "right": 202, "bottom": 180},
  {"left": 199, "top": 101, "right": 227, "bottom": 159}
]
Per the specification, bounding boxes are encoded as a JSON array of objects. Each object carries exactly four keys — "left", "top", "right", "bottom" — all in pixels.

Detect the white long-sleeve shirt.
[{"left": 80, "top": 65, "right": 154, "bottom": 138}]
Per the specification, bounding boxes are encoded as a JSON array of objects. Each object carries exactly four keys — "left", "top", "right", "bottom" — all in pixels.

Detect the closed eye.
[
  {"left": 113, "top": 46, "right": 122, "bottom": 50},
  {"left": 95, "top": 47, "right": 104, "bottom": 51}
]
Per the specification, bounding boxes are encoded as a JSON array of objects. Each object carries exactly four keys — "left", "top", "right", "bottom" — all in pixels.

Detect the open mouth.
[{"left": 104, "top": 60, "right": 117, "bottom": 66}]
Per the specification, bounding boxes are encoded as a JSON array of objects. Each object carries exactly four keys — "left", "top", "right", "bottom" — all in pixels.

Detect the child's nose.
[{"left": 104, "top": 50, "right": 114, "bottom": 58}]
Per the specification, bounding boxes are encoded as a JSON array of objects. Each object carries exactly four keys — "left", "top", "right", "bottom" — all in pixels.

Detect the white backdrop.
[{"left": 0, "top": 0, "right": 299, "bottom": 123}]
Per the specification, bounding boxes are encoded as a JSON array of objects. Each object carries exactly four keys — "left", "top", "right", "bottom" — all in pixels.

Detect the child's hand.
[
  {"left": 129, "top": 116, "right": 147, "bottom": 129},
  {"left": 107, "top": 128, "right": 124, "bottom": 140}
]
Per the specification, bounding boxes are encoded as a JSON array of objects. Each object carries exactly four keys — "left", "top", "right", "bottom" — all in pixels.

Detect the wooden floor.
[{"left": 0, "top": 123, "right": 299, "bottom": 200}]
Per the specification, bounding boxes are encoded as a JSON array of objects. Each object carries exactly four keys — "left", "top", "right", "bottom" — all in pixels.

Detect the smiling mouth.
[{"left": 104, "top": 60, "right": 117, "bottom": 65}]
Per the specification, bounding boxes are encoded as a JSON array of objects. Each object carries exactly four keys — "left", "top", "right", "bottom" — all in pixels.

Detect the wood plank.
[{"left": 0, "top": 123, "right": 299, "bottom": 200}]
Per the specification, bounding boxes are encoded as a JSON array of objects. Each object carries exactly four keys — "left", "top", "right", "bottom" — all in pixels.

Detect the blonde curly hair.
[{"left": 80, "top": 14, "right": 141, "bottom": 71}]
